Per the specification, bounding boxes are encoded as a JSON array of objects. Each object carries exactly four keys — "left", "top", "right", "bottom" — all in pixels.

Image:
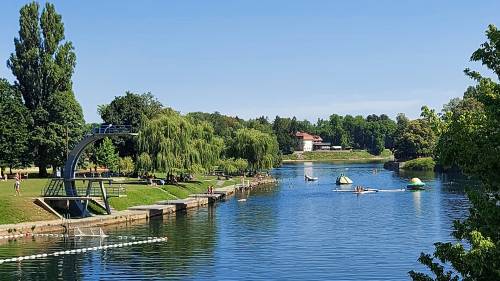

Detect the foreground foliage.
[{"left": 409, "top": 24, "right": 500, "bottom": 281}]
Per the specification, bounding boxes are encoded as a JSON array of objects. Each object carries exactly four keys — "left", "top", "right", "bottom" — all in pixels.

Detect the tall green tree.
[
  {"left": 420, "top": 105, "right": 444, "bottom": 136},
  {"left": 410, "top": 24, "right": 500, "bottom": 281},
  {"left": 228, "top": 128, "right": 280, "bottom": 171},
  {"left": 8, "top": 2, "right": 84, "bottom": 176},
  {"left": 138, "top": 108, "right": 223, "bottom": 175},
  {"left": 187, "top": 111, "right": 244, "bottom": 157},
  {"left": 187, "top": 111, "right": 244, "bottom": 140},
  {"left": 0, "top": 79, "right": 30, "bottom": 172},
  {"left": 245, "top": 116, "right": 274, "bottom": 135},
  {"left": 98, "top": 91, "right": 163, "bottom": 157},
  {"left": 347, "top": 115, "right": 368, "bottom": 149},
  {"left": 95, "top": 137, "right": 119, "bottom": 172},
  {"left": 272, "top": 116, "right": 297, "bottom": 154},
  {"left": 98, "top": 91, "right": 162, "bottom": 128},
  {"left": 393, "top": 119, "right": 436, "bottom": 160}
]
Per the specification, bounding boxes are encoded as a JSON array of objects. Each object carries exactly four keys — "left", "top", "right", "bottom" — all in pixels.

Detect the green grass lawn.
[
  {"left": 282, "top": 149, "right": 393, "bottom": 161},
  {"left": 109, "top": 176, "right": 240, "bottom": 211},
  {"left": 108, "top": 186, "right": 177, "bottom": 211},
  {"left": 0, "top": 178, "right": 57, "bottom": 224}
]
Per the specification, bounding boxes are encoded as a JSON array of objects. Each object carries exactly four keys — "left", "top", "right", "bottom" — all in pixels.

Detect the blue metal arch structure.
[{"left": 63, "top": 124, "right": 137, "bottom": 217}]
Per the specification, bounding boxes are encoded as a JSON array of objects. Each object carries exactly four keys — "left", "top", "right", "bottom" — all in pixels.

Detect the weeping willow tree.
[
  {"left": 229, "top": 128, "right": 280, "bottom": 171},
  {"left": 218, "top": 158, "right": 249, "bottom": 175},
  {"left": 137, "top": 109, "right": 223, "bottom": 176}
]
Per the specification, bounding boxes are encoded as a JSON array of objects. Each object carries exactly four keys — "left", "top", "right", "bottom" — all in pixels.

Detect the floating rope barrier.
[
  {"left": 332, "top": 188, "right": 407, "bottom": 193},
  {"left": 0, "top": 233, "right": 144, "bottom": 241},
  {"left": 0, "top": 236, "right": 168, "bottom": 264}
]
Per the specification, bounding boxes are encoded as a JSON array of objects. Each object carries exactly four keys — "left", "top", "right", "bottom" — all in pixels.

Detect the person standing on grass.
[{"left": 14, "top": 173, "right": 21, "bottom": 196}]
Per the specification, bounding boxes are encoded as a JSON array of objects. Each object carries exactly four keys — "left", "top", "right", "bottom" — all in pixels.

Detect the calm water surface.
[{"left": 0, "top": 162, "right": 470, "bottom": 280}]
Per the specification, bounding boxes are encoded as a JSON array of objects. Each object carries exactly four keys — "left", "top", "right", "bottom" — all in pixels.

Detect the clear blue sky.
[{"left": 0, "top": 1, "right": 498, "bottom": 123}]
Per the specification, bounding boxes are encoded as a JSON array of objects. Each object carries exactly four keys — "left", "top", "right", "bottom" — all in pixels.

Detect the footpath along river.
[{"left": 0, "top": 161, "right": 470, "bottom": 280}]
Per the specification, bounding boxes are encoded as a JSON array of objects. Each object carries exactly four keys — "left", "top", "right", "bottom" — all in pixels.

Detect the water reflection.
[
  {"left": 304, "top": 161, "right": 313, "bottom": 178},
  {"left": 412, "top": 191, "right": 422, "bottom": 216},
  {"left": 0, "top": 206, "right": 218, "bottom": 280}
]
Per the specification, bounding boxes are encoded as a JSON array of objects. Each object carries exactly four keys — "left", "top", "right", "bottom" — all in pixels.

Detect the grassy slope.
[
  {"left": 282, "top": 149, "right": 393, "bottom": 161},
  {"left": 0, "top": 179, "right": 56, "bottom": 224},
  {"left": 108, "top": 186, "right": 177, "bottom": 211},
  {"left": 109, "top": 177, "right": 240, "bottom": 211}
]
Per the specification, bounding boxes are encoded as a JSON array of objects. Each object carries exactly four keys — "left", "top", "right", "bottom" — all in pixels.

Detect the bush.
[
  {"left": 402, "top": 157, "right": 435, "bottom": 171},
  {"left": 118, "top": 156, "right": 134, "bottom": 175}
]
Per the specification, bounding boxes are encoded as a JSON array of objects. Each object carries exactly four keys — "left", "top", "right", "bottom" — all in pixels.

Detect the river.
[{"left": 0, "top": 161, "right": 470, "bottom": 280}]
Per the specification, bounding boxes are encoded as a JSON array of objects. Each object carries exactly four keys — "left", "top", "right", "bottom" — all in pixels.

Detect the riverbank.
[
  {"left": 0, "top": 176, "right": 238, "bottom": 224},
  {"left": 282, "top": 149, "right": 393, "bottom": 162},
  {"left": 0, "top": 176, "right": 276, "bottom": 236},
  {"left": 383, "top": 157, "right": 435, "bottom": 171}
]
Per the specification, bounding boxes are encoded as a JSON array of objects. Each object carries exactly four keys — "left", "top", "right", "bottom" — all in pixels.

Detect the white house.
[{"left": 295, "top": 132, "right": 315, "bottom": 152}]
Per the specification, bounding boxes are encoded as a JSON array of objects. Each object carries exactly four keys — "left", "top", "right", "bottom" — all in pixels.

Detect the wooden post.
[
  {"left": 99, "top": 180, "right": 111, "bottom": 215},
  {"left": 83, "top": 179, "right": 92, "bottom": 212}
]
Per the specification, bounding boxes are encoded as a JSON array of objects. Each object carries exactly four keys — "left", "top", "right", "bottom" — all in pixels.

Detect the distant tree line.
[{"left": 271, "top": 114, "right": 398, "bottom": 155}]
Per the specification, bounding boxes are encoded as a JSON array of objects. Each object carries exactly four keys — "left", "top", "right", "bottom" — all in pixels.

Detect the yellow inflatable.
[{"left": 410, "top": 178, "right": 422, "bottom": 184}]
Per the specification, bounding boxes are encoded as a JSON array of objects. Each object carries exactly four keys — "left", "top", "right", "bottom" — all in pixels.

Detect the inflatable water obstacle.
[
  {"left": 336, "top": 173, "right": 353, "bottom": 185},
  {"left": 407, "top": 178, "right": 426, "bottom": 190}
]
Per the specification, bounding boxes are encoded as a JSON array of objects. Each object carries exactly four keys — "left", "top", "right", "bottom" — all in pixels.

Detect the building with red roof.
[{"left": 295, "top": 132, "right": 331, "bottom": 151}]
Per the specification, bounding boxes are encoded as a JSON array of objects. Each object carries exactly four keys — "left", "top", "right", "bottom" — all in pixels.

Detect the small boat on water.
[
  {"left": 407, "top": 178, "right": 426, "bottom": 190},
  {"left": 355, "top": 190, "right": 377, "bottom": 194},
  {"left": 336, "top": 173, "right": 353, "bottom": 185},
  {"left": 353, "top": 186, "right": 378, "bottom": 194},
  {"left": 305, "top": 174, "right": 318, "bottom": 181}
]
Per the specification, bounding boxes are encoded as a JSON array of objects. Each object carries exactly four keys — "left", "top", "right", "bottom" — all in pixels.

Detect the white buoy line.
[
  {"left": 0, "top": 236, "right": 168, "bottom": 264},
  {"left": 0, "top": 233, "right": 145, "bottom": 241},
  {"left": 0, "top": 233, "right": 58, "bottom": 240}
]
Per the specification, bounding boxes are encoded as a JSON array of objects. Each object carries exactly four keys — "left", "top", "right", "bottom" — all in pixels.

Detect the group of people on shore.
[{"left": 207, "top": 185, "right": 214, "bottom": 194}]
